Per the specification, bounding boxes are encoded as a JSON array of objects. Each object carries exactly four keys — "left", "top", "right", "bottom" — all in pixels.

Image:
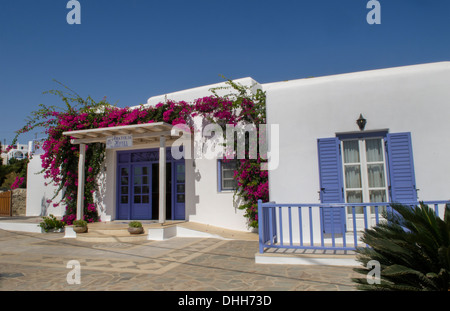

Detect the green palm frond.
[{"left": 353, "top": 203, "right": 450, "bottom": 291}]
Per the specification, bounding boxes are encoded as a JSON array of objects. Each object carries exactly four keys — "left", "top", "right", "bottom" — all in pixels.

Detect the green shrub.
[
  {"left": 73, "top": 220, "right": 87, "bottom": 227},
  {"left": 39, "top": 214, "right": 65, "bottom": 232},
  {"left": 353, "top": 202, "right": 450, "bottom": 291},
  {"left": 128, "top": 221, "right": 142, "bottom": 228}
]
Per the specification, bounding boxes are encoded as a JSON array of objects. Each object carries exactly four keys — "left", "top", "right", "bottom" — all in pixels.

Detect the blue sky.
[{"left": 1, "top": 0, "right": 449, "bottom": 144}]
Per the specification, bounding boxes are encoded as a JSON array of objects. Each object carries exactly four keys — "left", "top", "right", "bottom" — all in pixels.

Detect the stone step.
[
  {"left": 66, "top": 224, "right": 151, "bottom": 242},
  {"left": 255, "top": 250, "right": 358, "bottom": 266},
  {"left": 64, "top": 221, "right": 259, "bottom": 242},
  {"left": 75, "top": 232, "right": 148, "bottom": 243}
]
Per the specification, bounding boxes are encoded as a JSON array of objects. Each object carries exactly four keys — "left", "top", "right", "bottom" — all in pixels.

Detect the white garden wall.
[{"left": 26, "top": 155, "right": 64, "bottom": 217}]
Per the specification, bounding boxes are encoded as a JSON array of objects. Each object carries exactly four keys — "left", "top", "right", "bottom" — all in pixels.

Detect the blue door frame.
[{"left": 116, "top": 148, "right": 185, "bottom": 220}]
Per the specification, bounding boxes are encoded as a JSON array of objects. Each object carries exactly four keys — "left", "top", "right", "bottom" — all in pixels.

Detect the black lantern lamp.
[{"left": 356, "top": 114, "right": 367, "bottom": 131}]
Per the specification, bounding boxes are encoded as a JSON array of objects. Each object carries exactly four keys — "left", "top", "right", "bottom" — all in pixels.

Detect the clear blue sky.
[{"left": 1, "top": 0, "right": 449, "bottom": 144}]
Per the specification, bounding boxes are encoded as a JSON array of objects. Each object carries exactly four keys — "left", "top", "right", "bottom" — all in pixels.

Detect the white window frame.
[
  {"left": 341, "top": 137, "right": 389, "bottom": 227},
  {"left": 218, "top": 159, "right": 238, "bottom": 192}
]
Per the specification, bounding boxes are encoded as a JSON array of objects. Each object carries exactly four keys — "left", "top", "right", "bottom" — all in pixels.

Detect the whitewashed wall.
[
  {"left": 264, "top": 62, "right": 450, "bottom": 244},
  {"left": 26, "top": 155, "right": 65, "bottom": 217}
]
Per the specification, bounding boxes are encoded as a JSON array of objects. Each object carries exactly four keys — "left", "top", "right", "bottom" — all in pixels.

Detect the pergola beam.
[{"left": 70, "top": 130, "right": 174, "bottom": 144}]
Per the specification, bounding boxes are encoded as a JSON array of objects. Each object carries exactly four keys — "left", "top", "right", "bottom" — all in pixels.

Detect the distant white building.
[
  {"left": 26, "top": 62, "right": 450, "bottom": 235},
  {"left": 1, "top": 143, "right": 28, "bottom": 165}
]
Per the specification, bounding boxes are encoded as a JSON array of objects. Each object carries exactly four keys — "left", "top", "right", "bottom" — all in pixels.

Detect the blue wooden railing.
[{"left": 257, "top": 200, "right": 449, "bottom": 253}]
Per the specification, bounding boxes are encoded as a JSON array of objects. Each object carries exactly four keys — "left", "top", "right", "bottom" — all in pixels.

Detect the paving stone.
[{"left": 0, "top": 228, "right": 360, "bottom": 291}]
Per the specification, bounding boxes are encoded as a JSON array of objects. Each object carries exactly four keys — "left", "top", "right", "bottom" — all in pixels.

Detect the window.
[
  {"left": 318, "top": 131, "right": 417, "bottom": 205},
  {"left": 342, "top": 138, "right": 388, "bottom": 213},
  {"left": 218, "top": 159, "right": 238, "bottom": 191},
  {"left": 317, "top": 132, "right": 417, "bottom": 233}
]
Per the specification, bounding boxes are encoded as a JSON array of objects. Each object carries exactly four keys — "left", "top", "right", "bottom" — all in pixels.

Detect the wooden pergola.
[{"left": 62, "top": 122, "right": 186, "bottom": 224}]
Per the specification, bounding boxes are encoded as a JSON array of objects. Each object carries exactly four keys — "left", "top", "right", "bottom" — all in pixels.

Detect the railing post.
[
  {"left": 288, "top": 206, "right": 293, "bottom": 247},
  {"left": 309, "top": 206, "right": 314, "bottom": 247},
  {"left": 258, "top": 199, "right": 264, "bottom": 254},
  {"left": 298, "top": 206, "right": 303, "bottom": 247},
  {"left": 352, "top": 206, "right": 357, "bottom": 248},
  {"left": 278, "top": 206, "right": 283, "bottom": 246}
]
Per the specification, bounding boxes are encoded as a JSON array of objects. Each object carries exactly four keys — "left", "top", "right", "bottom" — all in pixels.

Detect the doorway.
[{"left": 116, "top": 149, "right": 185, "bottom": 220}]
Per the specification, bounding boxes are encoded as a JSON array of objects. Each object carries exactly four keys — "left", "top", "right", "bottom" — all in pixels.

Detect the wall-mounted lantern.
[{"left": 356, "top": 114, "right": 367, "bottom": 131}]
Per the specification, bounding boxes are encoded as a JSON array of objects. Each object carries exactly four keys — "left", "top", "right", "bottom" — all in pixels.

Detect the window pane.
[
  {"left": 177, "top": 173, "right": 185, "bottom": 183},
  {"left": 134, "top": 196, "right": 141, "bottom": 204},
  {"left": 177, "top": 184, "right": 185, "bottom": 193},
  {"left": 134, "top": 176, "right": 141, "bottom": 185},
  {"left": 142, "top": 195, "right": 149, "bottom": 204},
  {"left": 223, "top": 169, "right": 235, "bottom": 178},
  {"left": 369, "top": 190, "right": 386, "bottom": 203},
  {"left": 142, "top": 186, "right": 149, "bottom": 194},
  {"left": 223, "top": 179, "right": 237, "bottom": 190},
  {"left": 142, "top": 176, "right": 148, "bottom": 185},
  {"left": 134, "top": 186, "right": 141, "bottom": 194},
  {"left": 366, "top": 139, "right": 383, "bottom": 162},
  {"left": 367, "top": 164, "right": 385, "bottom": 188},
  {"left": 346, "top": 190, "right": 363, "bottom": 203},
  {"left": 121, "top": 177, "right": 128, "bottom": 185},
  {"left": 177, "top": 163, "right": 185, "bottom": 173},
  {"left": 121, "top": 186, "right": 128, "bottom": 195},
  {"left": 343, "top": 141, "right": 360, "bottom": 163},
  {"left": 222, "top": 160, "right": 238, "bottom": 170},
  {"left": 134, "top": 166, "right": 142, "bottom": 175},
  {"left": 345, "top": 165, "right": 361, "bottom": 188},
  {"left": 121, "top": 167, "right": 129, "bottom": 176},
  {"left": 121, "top": 196, "right": 128, "bottom": 204},
  {"left": 142, "top": 166, "right": 148, "bottom": 175},
  {"left": 177, "top": 194, "right": 185, "bottom": 203},
  {"left": 346, "top": 191, "right": 363, "bottom": 214}
]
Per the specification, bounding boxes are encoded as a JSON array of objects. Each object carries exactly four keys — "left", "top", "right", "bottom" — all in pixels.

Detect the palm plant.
[{"left": 353, "top": 202, "right": 450, "bottom": 291}]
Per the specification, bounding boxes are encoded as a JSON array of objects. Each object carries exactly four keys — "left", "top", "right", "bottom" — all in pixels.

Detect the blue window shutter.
[
  {"left": 386, "top": 132, "right": 417, "bottom": 203},
  {"left": 317, "top": 137, "right": 345, "bottom": 234},
  {"left": 318, "top": 138, "right": 344, "bottom": 203}
]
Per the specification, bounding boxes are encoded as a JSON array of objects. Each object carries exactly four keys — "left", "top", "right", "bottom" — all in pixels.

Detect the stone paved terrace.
[{"left": 0, "top": 220, "right": 361, "bottom": 291}]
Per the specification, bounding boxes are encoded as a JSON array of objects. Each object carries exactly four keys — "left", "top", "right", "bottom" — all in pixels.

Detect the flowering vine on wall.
[{"left": 12, "top": 80, "right": 268, "bottom": 228}]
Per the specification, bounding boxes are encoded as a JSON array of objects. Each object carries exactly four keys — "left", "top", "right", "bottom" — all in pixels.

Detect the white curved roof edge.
[
  {"left": 131, "top": 61, "right": 450, "bottom": 109},
  {"left": 262, "top": 61, "right": 450, "bottom": 91},
  {"left": 138, "top": 77, "right": 261, "bottom": 108}
]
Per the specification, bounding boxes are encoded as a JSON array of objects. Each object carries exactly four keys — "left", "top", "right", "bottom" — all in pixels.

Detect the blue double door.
[{"left": 117, "top": 149, "right": 185, "bottom": 220}]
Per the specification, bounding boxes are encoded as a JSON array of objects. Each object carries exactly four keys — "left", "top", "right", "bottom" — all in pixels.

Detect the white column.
[
  {"left": 159, "top": 136, "right": 166, "bottom": 224},
  {"left": 76, "top": 143, "right": 86, "bottom": 221}
]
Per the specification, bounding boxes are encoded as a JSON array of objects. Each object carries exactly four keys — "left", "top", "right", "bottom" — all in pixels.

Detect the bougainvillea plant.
[{"left": 12, "top": 79, "right": 268, "bottom": 228}]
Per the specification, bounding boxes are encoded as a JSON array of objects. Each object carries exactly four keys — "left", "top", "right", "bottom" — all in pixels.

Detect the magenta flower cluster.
[
  {"left": 10, "top": 176, "right": 25, "bottom": 190},
  {"left": 15, "top": 89, "right": 267, "bottom": 228}
]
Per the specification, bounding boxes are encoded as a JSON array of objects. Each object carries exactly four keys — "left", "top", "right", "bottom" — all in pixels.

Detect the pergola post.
[
  {"left": 159, "top": 136, "right": 166, "bottom": 224},
  {"left": 76, "top": 143, "right": 86, "bottom": 221}
]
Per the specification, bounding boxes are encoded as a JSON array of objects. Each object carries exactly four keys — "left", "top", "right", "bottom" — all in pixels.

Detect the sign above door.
[{"left": 106, "top": 135, "right": 133, "bottom": 149}]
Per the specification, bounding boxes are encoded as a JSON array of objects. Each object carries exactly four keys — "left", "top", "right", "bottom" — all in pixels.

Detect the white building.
[
  {"left": 261, "top": 61, "right": 450, "bottom": 250},
  {"left": 26, "top": 62, "right": 450, "bottom": 238},
  {"left": 1, "top": 143, "right": 28, "bottom": 165}
]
